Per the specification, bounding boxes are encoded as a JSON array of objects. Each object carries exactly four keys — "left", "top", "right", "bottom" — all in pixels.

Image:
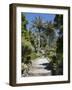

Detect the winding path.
[{"left": 28, "top": 56, "right": 52, "bottom": 76}]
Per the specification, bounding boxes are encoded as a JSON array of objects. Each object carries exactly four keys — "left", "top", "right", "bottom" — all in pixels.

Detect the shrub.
[
  {"left": 30, "top": 52, "right": 38, "bottom": 60},
  {"left": 51, "top": 55, "right": 63, "bottom": 75}
]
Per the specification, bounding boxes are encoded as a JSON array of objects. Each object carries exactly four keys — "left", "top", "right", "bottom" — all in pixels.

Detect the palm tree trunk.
[{"left": 37, "top": 29, "right": 41, "bottom": 54}]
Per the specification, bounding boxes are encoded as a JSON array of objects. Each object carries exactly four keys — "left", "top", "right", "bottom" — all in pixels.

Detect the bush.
[
  {"left": 51, "top": 55, "right": 63, "bottom": 75},
  {"left": 30, "top": 52, "right": 38, "bottom": 60},
  {"left": 22, "top": 40, "right": 33, "bottom": 54},
  {"left": 22, "top": 39, "right": 34, "bottom": 63}
]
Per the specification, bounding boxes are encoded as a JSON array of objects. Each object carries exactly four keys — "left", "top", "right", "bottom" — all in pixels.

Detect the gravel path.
[{"left": 28, "top": 56, "right": 52, "bottom": 76}]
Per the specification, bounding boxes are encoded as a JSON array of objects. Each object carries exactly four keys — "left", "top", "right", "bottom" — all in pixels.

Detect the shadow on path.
[
  {"left": 28, "top": 57, "right": 52, "bottom": 76},
  {"left": 40, "top": 62, "right": 52, "bottom": 70}
]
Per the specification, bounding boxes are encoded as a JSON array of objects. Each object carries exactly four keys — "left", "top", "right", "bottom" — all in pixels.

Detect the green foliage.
[
  {"left": 30, "top": 52, "right": 39, "bottom": 60},
  {"left": 22, "top": 40, "right": 32, "bottom": 56},
  {"left": 21, "top": 14, "right": 39, "bottom": 65},
  {"left": 44, "top": 21, "right": 54, "bottom": 35},
  {"left": 21, "top": 14, "right": 32, "bottom": 65},
  {"left": 22, "top": 45, "right": 31, "bottom": 63},
  {"left": 51, "top": 15, "right": 63, "bottom": 75},
  {"left": 22, "top": 30, "right": 30, "bottom": 41},
  {"left": 21, "top": 13, "right": 28, "bottom": 34},
  {"left": 21, "top": 13, "right": 63, "bottom": 76},
  {"left": 32, "top": 16, "right": 44, "bottom": 30},
  {"left": 54, "top": 15, "right": 63, "bottom": 29},
  {"left": 56, "top": 36, "right": 63, "bottom": 53}
]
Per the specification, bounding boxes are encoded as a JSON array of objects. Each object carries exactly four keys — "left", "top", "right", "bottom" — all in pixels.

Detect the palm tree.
[
  {"left": 44, "top": 21, "right": 56, "bottom": 49},
  {"left": 31, "top": 16, "right": 44, "bottom": 54}
]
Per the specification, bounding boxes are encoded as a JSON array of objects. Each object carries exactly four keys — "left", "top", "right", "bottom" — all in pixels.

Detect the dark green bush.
[{"left": 51, "top": 55, "right": 63, "bottom": 75}]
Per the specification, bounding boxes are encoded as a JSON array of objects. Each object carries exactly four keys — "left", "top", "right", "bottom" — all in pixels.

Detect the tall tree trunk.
[{"left": 37, "top": 29, "right": 40, "bottom": 54}]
